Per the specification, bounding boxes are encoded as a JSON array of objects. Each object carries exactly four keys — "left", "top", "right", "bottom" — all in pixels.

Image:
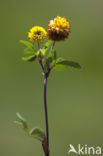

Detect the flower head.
[
  {"left": 47, "top": 16, "right": 71, "bottom": 41},
  {"left": 28, "top": 26, "right": 47, "bottom": 42}
]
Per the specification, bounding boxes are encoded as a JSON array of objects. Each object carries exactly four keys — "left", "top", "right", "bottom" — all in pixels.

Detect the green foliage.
[
  {"left": 48, "top": 49, "right": 56, "bottom": 61},
  {"left": 57, "top": 59, "right": 81, "bottom": 68},
  {"left": 22, "top": 55, "right": 36, "bottom": 62},
  {"left": 45, "top": 40, "right": 53, "bottom": 49},
  {"left": 54, "top": 58, "right": 81, "bottom": 70},
  {"left": 44, "top": 49, "right": 56, "bottom": 72},
  {"left": 20, "top": 40, "right": 34, "bottom": 50},
  {"left": 41, "top": 40, "right": 53, "bottom": 55},
  {"left": 20, "top": 40, "right": 37, "bottom": 62},
  {"left": 24, "top": 48, "right": 35, "bottom": 55},
  {"left": 29, "top": 127, "right": 46, "bottom": 141},
  {"left": 54, "top": 64, "right": 67, "bottom": 70},
  {"left": 47, "top": 49, "right": 56, "bottom": 65},
  {"left": 15, "top": 112, "right": 29, "bottom": 134},
  {"left": 15, "top": 113, "right": 46, "bottom": 143}
]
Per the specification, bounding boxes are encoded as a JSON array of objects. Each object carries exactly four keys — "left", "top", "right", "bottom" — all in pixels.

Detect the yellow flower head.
[
  {"left": 47, "top": 16, "right": 71, "bottom": 41},
  {"left": 28, "top": 26, "right": 47, "bottom": 42}
]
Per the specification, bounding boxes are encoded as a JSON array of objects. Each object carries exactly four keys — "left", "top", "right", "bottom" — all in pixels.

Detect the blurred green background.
[{"left": 0, "top": 0, "right": 103, "bottom": 156}]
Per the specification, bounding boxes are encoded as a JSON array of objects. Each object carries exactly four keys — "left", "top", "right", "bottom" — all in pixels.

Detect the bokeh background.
[{"left": 0, "top": 0, "right": 103, "bottom": 156}]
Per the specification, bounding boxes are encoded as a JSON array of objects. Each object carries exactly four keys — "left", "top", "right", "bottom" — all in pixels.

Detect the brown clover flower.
[{"left": 47, "top": 16, "right": 71, "bottom": 41}]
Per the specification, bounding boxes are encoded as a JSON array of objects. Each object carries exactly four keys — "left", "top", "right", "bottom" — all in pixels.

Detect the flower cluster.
[{"left": 28, "top": 16, "right": 71, "bottom": 42}]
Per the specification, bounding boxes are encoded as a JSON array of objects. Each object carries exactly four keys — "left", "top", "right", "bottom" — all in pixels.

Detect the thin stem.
[
  {"left": 51, "top": 41, "right": 55, "bottom": 51},
  {"left": 40, "top": 62, "right": 45, "bottom": 72},
  {"left": 37, "top": 41, "right": 40, "bottom": 50},
  {"left": 44, "top": 75, "right": 49, "bottom": 156},
  {"left": 37, "top": 41, "right": 45, "bottom": 73}
]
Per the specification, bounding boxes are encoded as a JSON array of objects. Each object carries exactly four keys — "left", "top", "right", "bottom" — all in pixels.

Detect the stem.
[
  {"left": 37, "top": 41, "right": 40, "bottom": 50},
  {"left": 37, "top": 41, "right": 44, "bottom": 73},
  {"left": 44, "top": 75, "right": 49, "bottom": 156},
  {"left": 40, "top": 62, "right": 45, "bottom": 72},
  {"left": 51, "top": 41, "right": 55, "bottom": 51}
]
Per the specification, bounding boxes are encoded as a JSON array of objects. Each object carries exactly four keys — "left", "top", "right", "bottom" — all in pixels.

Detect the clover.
[{"left": 15, "top": 16, "right": 81, "bottom": 156}]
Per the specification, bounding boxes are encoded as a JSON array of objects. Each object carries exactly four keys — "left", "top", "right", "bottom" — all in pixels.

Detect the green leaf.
[
  {"left": 29, "top": 127, "right": 46, "bottom": 141},
  {"left": 54, "top": 64, "right": 67, "bottom": 70},
  {"left": 48, "top": 49, "right": 56, "bottom": 60},
  {"left": 44, "top": 50, "right": 57, "bottom": 73},
  {"left": 22, "top": 55, "right": 36, "bottom": 62},
  {"left": 46, "top": 50, "right": 56, "bottom": 66},
  {"left": 20, "top": 40, "right": 34, "bottom": 49},
  {"left": 24, "top": 48, "right": 35, "bottom": 55},
  {"left": 41, "top": 40, "right": 53, "bottom": 55},
  {"left": 57, "top": 60, "right": 81, "bottom": 68},
  {"left": 54, "top": 58, "right": 81, "bottom": 70},
  {"left": 54, "top": 58, "right": 67, "bottom": 70},
  {"left": 45, "top": 40, "right": 52, "bottom": 48},
  {"left": 15, "top": 112, "right": 29, "bottom": 134}
]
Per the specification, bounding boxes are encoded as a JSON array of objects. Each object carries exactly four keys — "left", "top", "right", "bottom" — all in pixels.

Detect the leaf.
[
  {"left": 54, "top": 58, "right": 81, "bottom": 70},
  {"left": 54, "top": 64, "right": 67, "bottom": 70},
  {"left": 20, "top": 40, "right": 34, "bottom": 49},
  {"left": 41, "top": 40, "right": 53, "bottom": 55},
  {"left": 46, "top": 50, "right": 56, "bottom": 66},
  {"left": 48, "top": 49, "right": 56, "bottom": 60},
  {"left": 29, "top": 127, "right": 46, "bottom": 141},
  {"left": 45, "top": 40, "right": 53, "bottom": 48},
  {"left": 15, "top": 112, "right": 29, "bottom": 134},
  {"left": 24, "top": 48, "right": 35, "bottom": 55},
  {"left": 56, "top": 60, "right": 81, "bottom": 68},
  {"left": 54, "top": 58, "right": 67, "bottom": 70},
  {"left": 22, "top": 55, "right": 36, "bottom": 62}
]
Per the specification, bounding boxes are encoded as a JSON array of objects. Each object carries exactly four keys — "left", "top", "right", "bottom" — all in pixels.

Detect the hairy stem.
[{"left": 44, "top": 75, "right": 49, "bottom": 156}]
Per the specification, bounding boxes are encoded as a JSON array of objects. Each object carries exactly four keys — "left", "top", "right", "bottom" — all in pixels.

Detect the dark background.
[{"left": 0, "top": 0, "right": 103, "bottom": 155}]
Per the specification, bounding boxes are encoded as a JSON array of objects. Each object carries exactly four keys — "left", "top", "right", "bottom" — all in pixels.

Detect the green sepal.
[
  {"left": 15, "top": 112, "right": 29, "bottom": 134},
  {"left": 29, "top": 127, "right": 46, "bottom": 141},
  {"left": 22, "top": 55, "right": 36, "bottom": 62},
  {"left": 20, "top": 40, "right": 34, "bottom": 50}
]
